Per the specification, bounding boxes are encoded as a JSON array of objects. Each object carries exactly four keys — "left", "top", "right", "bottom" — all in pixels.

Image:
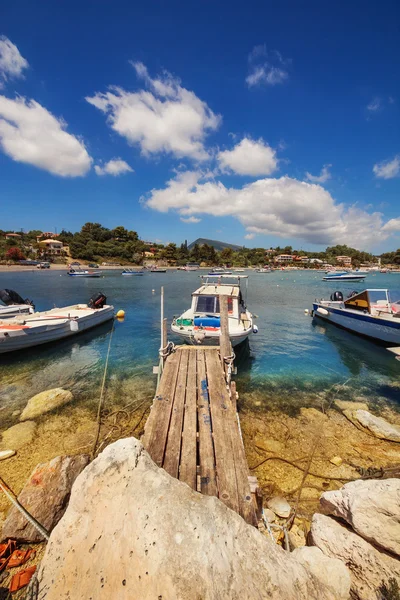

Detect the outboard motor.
[
  {"left": 0, "top": 289, "right": 35, "bottom": 309},
  {"left": 330, "top": 291, "right": 343, "bottom": 302},
  {"left": 88, "top": 292, "right": 107, "bottom": 309}
]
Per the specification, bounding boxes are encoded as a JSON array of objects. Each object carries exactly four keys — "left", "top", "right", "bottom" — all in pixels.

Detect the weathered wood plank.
[
  {"left": 219, "top": 295, "right": 231, "bottom": 377},
  {"left": 142, "top": 349, "right": 181, "bottom": 466},
  {"left": 163, "top": 348, "right": 189, "bottom": 478},
  {"left": 179, "top": 350, "right": 198, "bottom": 490},
  {"left": 205, "top": 350, "right": 239, "bottom": 514},
  {"left": 197, "top": 349, "right": 218, "bottom": 496}
]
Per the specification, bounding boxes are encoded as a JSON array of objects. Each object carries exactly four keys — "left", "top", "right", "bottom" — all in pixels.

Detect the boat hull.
[
  {"left": 0, "top": 306, "right": 114, "bottom": 354},
  {"left": 171, "top": 326, "right": 251, "bottom": 347},
  {"left": 322, "top": 275, "right": 365, "bottom": 281},
  {"left": 312, "top": 303, "right": 400, "bottom": 345}
]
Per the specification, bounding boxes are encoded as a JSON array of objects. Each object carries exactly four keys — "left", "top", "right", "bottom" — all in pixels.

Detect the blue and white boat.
[
  {"left": 121, "top": 269, "right": 144, "bottom": 276},
  {"left": 313, "top": 289, "right": 400, "bottom": 346},
  {"left": 322, "top": 271, "right": 366, "bottom": 282}
]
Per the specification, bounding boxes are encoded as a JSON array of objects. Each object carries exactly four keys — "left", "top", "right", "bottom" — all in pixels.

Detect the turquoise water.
[{"left": 0, "top": 269, "right": 399, "bottom": 425}]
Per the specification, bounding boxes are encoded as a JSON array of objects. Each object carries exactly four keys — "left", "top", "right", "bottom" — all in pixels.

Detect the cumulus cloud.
[
  {"left": 218, "top": 138, "right": 278, "bottom": 176},
  {"left": 366, "top": 97, "right": 381, "bottom": 112},
  {"left": 86, "top": 62, "right": 221, "bottom": 161},
  {"left": 246, "top": 46, "right": 290, "bottom": 88},
  {"left": 144, "top": 170, "right": 391, "bottom": 248},
  {"left": 373, "top": 155, "right": 400, "bottom": 179},
  {"left": 305, "top": 164, "right": 332, "bottom": 184},
  {"left": 0, "top": 36, "right": 28, "bottom": 86},
  {"left": 382, "top": 217, "right": 400, "bottom": 232},
  {"left": 0, "top": 95, "right": 92, "bottom": 176},
  {"left": 180, "top": 216, "right": 201, "bottom": 223},
  {"left": 95, "top": 158, "right": 133, "bottom": 176},
  {"left": 244, "top": 233, "right": 255, "bottom": 240}
]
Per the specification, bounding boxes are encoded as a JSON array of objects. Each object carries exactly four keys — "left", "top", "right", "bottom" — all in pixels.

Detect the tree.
[{"left": 6, "top": 247, "right": 26, "bottom": 261}]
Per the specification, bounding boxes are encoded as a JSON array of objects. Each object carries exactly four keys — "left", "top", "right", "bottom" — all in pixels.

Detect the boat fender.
[
  {"left": 70, "top": 320, "right": 79, "bottom": 332},
  {"left": 116, "top": 309, "right": 125, "bottom": 318},
  {"left": 253, "top": 325, "right": 259, "bottom": 334},
  {"left": 316, "top": 307, "right": 329, "bottom": 317}
]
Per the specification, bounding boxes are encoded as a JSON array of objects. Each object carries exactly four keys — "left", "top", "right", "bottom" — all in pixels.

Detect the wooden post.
[
  {"left": 160, "top": 287, "right": 168, "bottom": 367},
  {"left": 219, "top": 294, "right": 231, "bottom": 378}
]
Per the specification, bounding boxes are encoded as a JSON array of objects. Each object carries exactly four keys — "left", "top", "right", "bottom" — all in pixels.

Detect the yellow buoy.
[{"left": 116, "top": 309, "right": 125, "bottom": 319}]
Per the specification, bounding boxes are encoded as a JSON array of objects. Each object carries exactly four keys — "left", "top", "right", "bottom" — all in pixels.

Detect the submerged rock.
[
  {"left": 37, "top": 438, "right": 350, "bottom": 600},
  {"left": 267, "top": 496, "right": 291, "bottom": 518},
  {"left": 343, "top": 409, "right": 400, "bottom": 442},
  {"left": 1, "top": 454, "right": 89, "bottom": 543},
  {"left": 1, "top": 421, "right": 36, "bottom": 450},
  {"left": 310, "top": 513, "right": 400, "bottom": 600},
  {"left": 320, "top": 478, "right": 400, "bottom": 557},
  {"left": 329, "top": 456, "right": 343, "bottom": 467},
  {"left": 334, "top": 400, "right": 369, "bottom": 412},
  {"left": 20, "top": 388, "right": 73, "bottom": 421},
  {"left": 0, "top": 449, "right": 16, "bottom": 461}
]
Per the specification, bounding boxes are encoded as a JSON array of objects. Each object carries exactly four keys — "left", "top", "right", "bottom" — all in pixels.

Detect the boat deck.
[
  {"left": 142, "top": 345, "right": 258, "bottom": 526},
  {"left": 0, "top": 305, "right": 113, "bottom": 327}
]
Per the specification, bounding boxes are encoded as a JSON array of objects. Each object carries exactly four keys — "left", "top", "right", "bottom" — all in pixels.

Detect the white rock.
[
  {"left": 311, "top": 513, "right": 400, "bottom": 600},
  {"left": 0, "top": 449, "right": 16, "bottom": 461},
  {"left": 20, "top": 388, "right": 73, "bottom": 421},
  {"left": 267, "top": 496, "right": 291, "bottom": 518},
  {"left": 263, "top": 508, "right": 276, "bottom": 523},
  {"left": 354, "top": 410, "right": 400, "bottom": 442},
  {"left": 320, "top": 478, "right": 400, "bottom": 557},
  {"left": 37, "top": 438, "right": 350, "bottom": 600}
]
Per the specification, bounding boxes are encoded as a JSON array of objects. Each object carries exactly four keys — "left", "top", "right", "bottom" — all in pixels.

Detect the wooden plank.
[
  {"left": 219, "top": 295, "right": 231, "bottom": 377},
  {"left": 205, "top": 350, "right": 239, "bottom": 514},
  {"left": 179, "top": 350, "right": 198, "bottom": 490},
  {"left": 197, "top": 349, "right": 218, "bottom": 496},
  {"left": 142, "top": 349, "right": 181, "bottom": 466},
  {"left": 163, "top": 348, "right": 189, "bottom": 478}
]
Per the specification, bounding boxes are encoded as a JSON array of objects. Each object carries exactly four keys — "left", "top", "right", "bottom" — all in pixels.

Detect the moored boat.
[
  {"left": 255, "top": 267, "right": 272, "bottom": 273},
  {"left": 171, "top": 275, "right": 257, "bottom": 346},
  {"left": 0, "top": 289, "right": 35, "bottom": 319},
  {"left": 208, "top": 267, "right": 232, "bottom": 275},
  {"left": 184, "top": 263, "right": 200, "bottom": 271},
  {"left": 68, "top": 268, "right": 103, "bottom": 278},
  {"left": 322, "top": 272, "right": 366, "bottom": 282},
  {"left": 0, "top": 293, "right": 114, "bottom": 354},
  {"left": 121, "top": 269, "right": 144, "bottom": 276},
  {"left": 312, "top": 289, "right": 400, "bottom": 346},
  {"left": 150, "top": 267, "right": 167, "bottom": 273}
]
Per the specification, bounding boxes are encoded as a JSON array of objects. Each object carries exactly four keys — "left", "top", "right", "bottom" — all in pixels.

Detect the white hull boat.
[
  {"left": 68, "top": 269, "right": 103, "bottom": 278},
  {"left": 0, "top": 289, "right": 35, "bottom": 319},
  {"left": 322, "top": 273, "right": 366, "bottom": 282},
  {"left": 313, "top": 289, "right": 400, "bottom": 346},
  {"left": 121, "top": 269, "right": 144, "bottom": 276},
  {"left": 0, "top": 303, "right": 114, "bottom": 354},
  {"left": 171, "top": 275, "right": 257, "bottom": 346}
]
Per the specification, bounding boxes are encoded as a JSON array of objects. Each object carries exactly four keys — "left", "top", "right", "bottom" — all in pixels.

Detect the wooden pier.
[{"left": 142, "top": 294, "right": 260, "bottom": 526}]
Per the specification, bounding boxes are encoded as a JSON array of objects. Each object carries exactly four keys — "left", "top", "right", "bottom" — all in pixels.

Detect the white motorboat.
[
  {"left": 0, "top": 294, "right": 114, "bottom": 354},
  {"left": 121, "top": 269, "right": 144, "bottom": 276},
  {"left": 208, "top": 268, "right": 232, "bottom": 275},
  {"left": 256, "top": 267, "right": 272, "bottom": 273},
  {"left": 322, "top": 272, "right": 366, "bottom": 282},
  {"left": 68, "top": 268, "right": 103, "bottom": 278},
  {"left": 0, "top": 289, "right": 35, "bottom": 319},
  {"left": 312, "top": 289, "right": 400, "bottom": 346},
  {"left": 184, "top": 263, "right": 200, "bottom": 271},
  {"left": 171, "top": 275, "right": 257, "bottom": 346}
]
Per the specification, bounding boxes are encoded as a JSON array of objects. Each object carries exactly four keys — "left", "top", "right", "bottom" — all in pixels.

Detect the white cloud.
[
  {"left": 0, "top": 95, "right": 92, "bottom": 176},
  {"left": 95, "top": 158, "right": 133, "bottom": 176},
  {"left": 218, "top": 138, "right": 278, "bottom": 176},
  {"left": 246, "top": 46, "right": 290, "bottom": 88},
  {"left": 305, "top": 164, "right": 332, "bottom": 184},
  {"left": 180, "top": 216, "right": 201, "bottom": 223},
  {"left": 373, "top": 155, "right": 400, "bottom": 179},
  {"left": 382, "top": 217, "right": 400, "bottom": 232},
  {"left": 366, "top": 97, "right": 381, "bottom": 112},
  {"left": 244, "top": 233, "right": 255, "bottom": 240},
  {"left": 144, "top": 170, "right": 391, "bottom": 248},
  {"left": 0, "top": 37, "right": 28, "bottom": 85},
  {"left": 86, "top": 62, "right": 221, "bottom": 161}
]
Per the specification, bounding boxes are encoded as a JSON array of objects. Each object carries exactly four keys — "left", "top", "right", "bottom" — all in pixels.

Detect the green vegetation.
[{"left": 1, "top": 224, "right": 400, "bottom": 267}]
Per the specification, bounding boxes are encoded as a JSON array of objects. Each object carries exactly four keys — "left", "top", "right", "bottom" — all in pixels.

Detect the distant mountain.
[{"left": 188, "top": 238, "right": 243, "bottom": 252}]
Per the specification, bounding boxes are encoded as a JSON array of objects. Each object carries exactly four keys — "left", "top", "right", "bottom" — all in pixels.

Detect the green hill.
[{"left": 188, "top": 238, "right": 243, "bottom": 252}]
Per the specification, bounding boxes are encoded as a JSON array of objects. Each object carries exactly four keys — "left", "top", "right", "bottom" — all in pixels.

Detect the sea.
[{"left": 1, "top": 269, "right": 399, "bottom": 428}]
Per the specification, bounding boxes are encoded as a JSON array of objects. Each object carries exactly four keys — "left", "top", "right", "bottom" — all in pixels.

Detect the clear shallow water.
[{"left": 0, "top": 269, "right": 399, "bottom": 426}]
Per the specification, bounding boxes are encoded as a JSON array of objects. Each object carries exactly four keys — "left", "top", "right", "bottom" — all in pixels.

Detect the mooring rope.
[
  {"left": 0, "top": 476, "right": 50, "bottom": 540},
  {"left": 90, "top": 320, "right": 115, "bottom": 460}
]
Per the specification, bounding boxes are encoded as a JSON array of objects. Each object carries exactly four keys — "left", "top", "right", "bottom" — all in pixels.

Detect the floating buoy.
[
  {"left": 304, "top": 309, "right": 309, "bottom": 314},
  {"left": 116, "top": 309, "right": 125, "bottom": 319},
  {"left": 152, "top": 289, "right": 155, "bottom": 294}
]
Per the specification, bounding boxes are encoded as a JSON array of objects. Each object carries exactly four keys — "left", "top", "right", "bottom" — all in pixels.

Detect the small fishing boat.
[
  {"left": 0, "top": 289, "right": 35, "bottom": 319},
  {"left": 68, "top": 268, "right": 102, "bottom": 278},
  {"left": 312, "top": 289, "right": 400, "bottom": 346},
  {"left": 150, "top": 267, "right": 167, "bottom": 273},
  {"left": 184, "top": 263, "right": 200, "bottom": 271},
  {"left": 208, "top": 267, "right": 232, "bottom": 275},
  {"left": 255, "top": 267, "right": 272, "bottom": 273},
  {"left": 121, "top": 269, "right": 144, "bottom": 276},
  {"left": 322, "top": 272, "right": 366, "bottom": 282},
  {"left": 0, "top": 293, "right": 114, "bottom": 354},
  {"left": 171, "top": 275, "right": 257, "bottom": 346}
]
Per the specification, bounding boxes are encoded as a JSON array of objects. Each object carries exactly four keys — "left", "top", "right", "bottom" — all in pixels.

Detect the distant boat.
[
  {"left": 150, "top": 267, "right": 167, "bottom": 273},
  {"left": 208, "top": 267, "right": 232, "bottom": 275},
  {"left": 0, "top": 289, "right": 35, "bottom": 319},
  {"left": 184, "top": 263, "right": 200, "bottom": 271},
  {"left": 322, "top": 272, "right": 366, "bottom": 282},
  {"left": 121, "top": 269, "right": 144, "bottom": 276},
  {"left": 255, "top": 267, "right": 272, "bottom": 273},
  {"left": 68, "top": 268, "right": 102, "bottom": 278},
  {"left": 0, "top": 294, "right": 114, "bottom": 354}
]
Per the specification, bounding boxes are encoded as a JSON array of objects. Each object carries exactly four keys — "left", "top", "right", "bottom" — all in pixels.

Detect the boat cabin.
[{"left": 344, "top": 289, "right": 399, "bottom": 315}]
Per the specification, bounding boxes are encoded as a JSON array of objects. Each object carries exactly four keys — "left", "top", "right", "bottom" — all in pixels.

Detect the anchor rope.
[{"left": 0, "top": 476, "right": 50, "bottom": 540}]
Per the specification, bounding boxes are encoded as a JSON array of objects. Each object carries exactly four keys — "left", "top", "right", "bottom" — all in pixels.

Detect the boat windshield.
[{"left": 196, "top": 296, "right": 233, "bottom": 313}]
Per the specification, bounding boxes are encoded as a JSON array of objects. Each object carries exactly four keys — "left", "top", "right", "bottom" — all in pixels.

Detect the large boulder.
[
  {"left": 1, "top": 454, "right": 89, "bottom": 543},
  {"left": 310, "top": 513, "right": 400, "bottom": 600},
  {"left": 343, "top": 409, "right": 400, "bottom": 442},
  {"left": 320, "top": 479, "right": 400, "bottom": 556},
  {"left": 20, "top": 388, "right": 73, "bottom": 421},
  {"left": 1, "top": 421, "right": 36, "bottom": 450},
  {"left": 37, "top": 438, "right": 350, "bottom": 600}
]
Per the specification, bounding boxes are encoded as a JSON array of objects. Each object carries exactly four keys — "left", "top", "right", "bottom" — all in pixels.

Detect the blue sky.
[{"left": 0, "top": 0, "right": 399, "bottom": 252}]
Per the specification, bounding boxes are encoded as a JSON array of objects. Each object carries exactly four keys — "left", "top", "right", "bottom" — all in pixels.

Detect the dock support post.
[
  {"left": 160, "top": 286, "right": 168, "bottom": 367},
  {"left": 219, "top": 294, "right": 232, "bottom": 380}
]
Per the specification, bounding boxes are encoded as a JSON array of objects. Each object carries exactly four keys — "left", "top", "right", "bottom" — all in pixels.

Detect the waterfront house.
[{"left": 336, "top": 255, "right": 352, "bottom": 266}]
